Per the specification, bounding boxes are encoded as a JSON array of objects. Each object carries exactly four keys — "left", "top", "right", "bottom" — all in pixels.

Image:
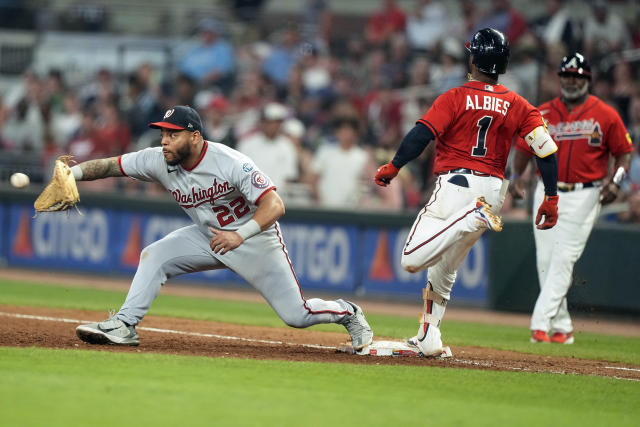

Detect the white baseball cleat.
[
  {"left": 408, "top": 323, "right": 443, "bottom": 357},
  {"left": 474, "top": 197, "right": 503, "bottom": 232},
  {"left": 76, "top": 313, "right": 139, "bottom": 346}
]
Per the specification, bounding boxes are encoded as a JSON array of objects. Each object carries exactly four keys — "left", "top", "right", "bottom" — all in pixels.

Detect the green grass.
[
  {"left": 1, "top": 279, "right": 639, "bottom": 364},
  {"left": 1, "top": 347, "right": 638, "bottom": 427}
]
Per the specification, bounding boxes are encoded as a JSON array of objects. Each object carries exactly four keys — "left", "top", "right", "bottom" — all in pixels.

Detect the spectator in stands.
[
  {"left": 618, "top": 192, "right": 640, "bottom": 223},
  {"left": 202, "top": 95, "right": 235, "bottom": 147},
  {"left": 79, "top": 68, "right": 119, "bottom": 108},
  {"left": 122, "top": 71, "right": 162, "bottom": 139},
  {"left": 584, "top": 0, "right": 631, "bottom": 60},
  {"left": 429, "top": 37, "right": 466, "bottom": 93},
  {"left": 612, "top": 60, "right": 634, "bottom": 125},
  {"left": 299, "top": 46, "right": 332, "bottom": 98},
  {"left": 365, "top": 0, "right": 407, "bottom": 47},
  {"left": 300, "top": 0, "right": 332, "bottom": 54},
  {"left": 531, "top": 0, "right": 580, "bottom": 53},
  {"left": 44, "top": 69, "right": 66, "bottom": 114},
  {"left": 1, "top": 97, "right": 44, "bottom": 154},
  {"left": 237, "top": 102, "right": 299, "bottom": 190},
  {"left": 311, "top": 117, "right": 371, "bottom": 208},
  {"left": 363, "top": 79, "right": 402, "bottom": 148},
  {"left": 406, "top": 0, "right": 447, "bottom": 52},
  {"left": 95, "top": 101, "right": 131, "bottom": 155},
  {"left": 387, "top": 33, "right": 413, "bottom": 88},
  {"left": 262, "top": 26, "right": 302, "bottom": 94},
  {"left": 475, "top": 0, "right": 528, "bottom": 45},
  {"left": 50, "top": 93, "right": 82, "bottom": 149},
  {"left": 625, "top": 96, "right": 640, "bottom": 193},
  {"left": 178, "top": 18, "right": 235, "bottom": 93}
]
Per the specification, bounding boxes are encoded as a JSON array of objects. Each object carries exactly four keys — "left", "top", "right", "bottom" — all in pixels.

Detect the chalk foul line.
[{"left": 2, "top": 311, "right": 639, "bottom": 382}]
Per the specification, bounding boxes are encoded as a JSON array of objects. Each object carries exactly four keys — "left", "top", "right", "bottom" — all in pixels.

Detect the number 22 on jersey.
[{"left": 213, "top": 196, "right": 250, "bottom": 226}]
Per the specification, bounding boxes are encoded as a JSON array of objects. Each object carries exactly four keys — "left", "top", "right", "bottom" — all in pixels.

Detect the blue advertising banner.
[
  {"left": 1, "top": 201, "right": 486, "bottom": 303},
  {"left": 278, "top": 222, "right": 359, "bottom": 292},
  {"left": 361, "top": 228, "right": 487, "bottom": 304},
  {"left": 7, "top": 204, "right": 115, "bottom": 271},
  {"left": 0, "top": 204, "right": 5, "bottom": 263}
]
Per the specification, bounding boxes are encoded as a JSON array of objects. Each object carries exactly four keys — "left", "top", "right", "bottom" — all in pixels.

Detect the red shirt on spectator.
[{"left": 366, "top": 0, "right": 406, "bottom": 45}]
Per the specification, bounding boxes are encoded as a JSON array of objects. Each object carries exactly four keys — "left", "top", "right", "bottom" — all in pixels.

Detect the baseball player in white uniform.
[{"left": 74, "top": 105, "right": 373, "bottom": 350}]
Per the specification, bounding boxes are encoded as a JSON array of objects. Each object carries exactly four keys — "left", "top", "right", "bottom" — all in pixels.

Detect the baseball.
[{"left": 10, "top": 172, "right": 30, "bottom": 189}]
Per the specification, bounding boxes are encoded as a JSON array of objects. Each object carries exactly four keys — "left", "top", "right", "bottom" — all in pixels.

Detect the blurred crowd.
[{"left": 1, "top": 0, "right": 640, "bottom": 222}]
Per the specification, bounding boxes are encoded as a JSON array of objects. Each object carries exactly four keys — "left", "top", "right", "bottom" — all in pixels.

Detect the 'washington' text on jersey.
[
  {"left": 465, "top": 95, "right": 510, "bottom": 116},
  {"left": 170, "top": 179, "right": 236, "bottom": 208}
]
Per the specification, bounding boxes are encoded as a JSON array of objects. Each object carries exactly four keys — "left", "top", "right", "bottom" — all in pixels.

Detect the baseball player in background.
[
  {"left": 510, "top": 53, "right": 633, "bottom": 344},
  {"left": 74, "top": 105, "right": 373, "bottom": 349},
  {"left": 374, "top": 28, "right": 560, "bottom": 357}
]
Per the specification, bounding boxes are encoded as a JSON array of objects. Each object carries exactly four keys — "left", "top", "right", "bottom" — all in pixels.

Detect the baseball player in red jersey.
[
  {"left": 510, "top": 53, "right": 633, "bottom": 344},
  {"left": 375, "top": 28, "right": 560, "bottom": 356}
]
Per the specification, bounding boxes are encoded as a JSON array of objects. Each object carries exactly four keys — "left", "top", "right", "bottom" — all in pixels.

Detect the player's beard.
[
  {"left": 164, "top": 143, "right": 192, "bottom": 166},
  {"left": 560, "top": 81, "right": 589, "bottom": 102}
]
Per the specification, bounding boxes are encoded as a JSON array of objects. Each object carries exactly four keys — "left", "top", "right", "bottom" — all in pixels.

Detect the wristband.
[
  {"left": 510, "top": 173, "right": 520, "bottom": 180},
  {"left": 71, "top": 165, "right": 83, "bottom": 180},
  {"left": 235, "top": 219, "right": 261, "bottom": 241},
  {"left": 612, "top": 166, "right": 626, "bottom": 185}
]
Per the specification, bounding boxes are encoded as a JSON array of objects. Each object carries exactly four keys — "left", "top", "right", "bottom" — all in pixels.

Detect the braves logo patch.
[
  {"left": 164, "top": 109, "right": 174, "bottom": 119},
  {"left": 251, "top": 170, "right": 269, "bottom": 189},
  {"left": 242, "top": 162, "right": 254, "bottom": 173}
]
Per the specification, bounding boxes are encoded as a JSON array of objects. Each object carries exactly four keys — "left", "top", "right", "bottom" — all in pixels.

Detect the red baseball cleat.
[
  {"left": 530, "top": 330, "right": 551, "bottom": 343},
  {"left": 550, "top": 331, "right": 574, "bottom": 344}
]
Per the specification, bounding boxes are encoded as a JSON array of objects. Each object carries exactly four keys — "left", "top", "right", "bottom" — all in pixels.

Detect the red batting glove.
[
  {"left": 374, "top": 161, "right": 400, "bottom": 187},
  {"left": 535, "top": 195, "right": 559, "bottom": 230}
]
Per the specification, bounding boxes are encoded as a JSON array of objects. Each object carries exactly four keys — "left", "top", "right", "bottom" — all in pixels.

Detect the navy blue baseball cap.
[{"left": 149, "top": 105, "right": 203, "bottom": 132}]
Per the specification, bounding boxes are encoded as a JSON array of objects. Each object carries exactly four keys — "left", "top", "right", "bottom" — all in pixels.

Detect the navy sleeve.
[
  {"left": 391, "top": 123, "right": 435, "bottom": 169},
  {"left": 535, "top": 153, "right": 558, "bottom": 196}
]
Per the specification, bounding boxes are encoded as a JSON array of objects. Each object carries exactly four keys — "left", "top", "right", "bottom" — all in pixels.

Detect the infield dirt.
[{"left": 1, "top": 269, "right": 639, "bottom": 381}]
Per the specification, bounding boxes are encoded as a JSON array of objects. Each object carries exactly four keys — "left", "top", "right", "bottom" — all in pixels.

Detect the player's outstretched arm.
[
  {"left": 72, "top": 157, "right": 124, "bottom": 181},
  {"left": 209, "top": 190, "right": 284, "bottom": 255},
  {"left": 375, "top": 123, "right": 434, "bottom": 187}
]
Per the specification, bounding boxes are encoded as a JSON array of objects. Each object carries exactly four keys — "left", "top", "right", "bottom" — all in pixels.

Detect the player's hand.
[
  {"left": 209, "top": 227, "right": 243, "bottom": 255},
  {"left": 599, "top": 181, "right": 620, "bottom": 205},
  {"left": 374, "top": 161, "right": 400, "bottom": 187},
  {"left": 508, "top": 177, "right": 526, "bottom": 200},
  {"left": 535, "top": 195, "right": 559, "bottom": 230}
]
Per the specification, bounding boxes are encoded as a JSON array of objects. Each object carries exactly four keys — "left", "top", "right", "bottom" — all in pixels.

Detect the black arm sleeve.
[
  {"left": 535, "top": 153, "right": 558, "bottom": 196},
  {"left": 391, "top": 122, "right": 435, "bottom": 169}
]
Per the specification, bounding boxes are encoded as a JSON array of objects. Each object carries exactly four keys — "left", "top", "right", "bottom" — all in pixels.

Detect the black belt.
[
  {"left": 439, "top": 168, "right": 498, "bottom": 178},
  {"left": 557, "top": 181, "right": 601, "bottom": 192},
  {"left": 441, "top": 168, "right": 490, "bottom": 176}
]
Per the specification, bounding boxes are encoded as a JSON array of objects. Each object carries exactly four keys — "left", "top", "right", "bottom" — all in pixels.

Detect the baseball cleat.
[
  {"left": 474, "top": 197, "right": 503, "bottom": 232},
  {"left": 530, "top": 329, "right": 551, "bottom": 343},
  {"left": 339, "top": 300, "right": 373, "bottom": 350},
  {"left": 410, "top": 323, "right": 443, "bottom": 357},
  {"left": 550, "top": 331, "right": 574, "bottom": 344},
  {"left": 76, "top": 313, "right": 139, "bottom": 346}
]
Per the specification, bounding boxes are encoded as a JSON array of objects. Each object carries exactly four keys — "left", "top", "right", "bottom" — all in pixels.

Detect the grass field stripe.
[
  {"left": 604, "top": 366, "right": 640, "bottom": 372},
  {"left": 0, "top": 311, "right": 336, "bottom": 350}
]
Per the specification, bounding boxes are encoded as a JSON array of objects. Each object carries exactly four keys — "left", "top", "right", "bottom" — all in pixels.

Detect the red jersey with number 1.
[{"left": 417, "top": 80, "right": 544, "bottom": 179}]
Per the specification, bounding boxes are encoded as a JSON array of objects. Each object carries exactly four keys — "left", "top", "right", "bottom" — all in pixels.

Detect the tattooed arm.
[{"left": 75, "top": 157, "right": 124, "bottom": 181}]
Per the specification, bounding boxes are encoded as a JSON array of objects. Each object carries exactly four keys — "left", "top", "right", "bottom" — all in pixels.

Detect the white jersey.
[{"left": 119, "top": 140, "right": 276, "bottom": 234}]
